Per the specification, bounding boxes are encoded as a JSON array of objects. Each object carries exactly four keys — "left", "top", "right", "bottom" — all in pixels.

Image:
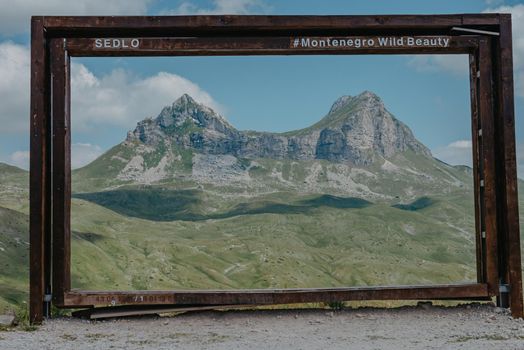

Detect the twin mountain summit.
[
  {"left": 127, "top": 91, "right": 428, "bottom": 165},
  {"left": 71, "top": 89, "right": 480, "bottom": 221},
  {"left": 77, "top": 90, "right": 438, "bottom": 190}
]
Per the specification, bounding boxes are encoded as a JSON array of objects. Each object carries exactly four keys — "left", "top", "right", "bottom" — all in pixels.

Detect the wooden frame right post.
[{"left": 493, "top": 14, "right": 523, "bottom": 318}]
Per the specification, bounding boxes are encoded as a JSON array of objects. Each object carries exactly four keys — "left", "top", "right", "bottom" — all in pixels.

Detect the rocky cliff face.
[{"left": 126, "top": 91, "right": 430, "bottom": 166}]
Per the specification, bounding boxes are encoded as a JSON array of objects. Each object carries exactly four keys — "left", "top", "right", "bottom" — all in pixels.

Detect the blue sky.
[
  {"left": 0, "top": 0, "right": 523, "bottom": 177},
  {"left": 71, "top": 55, "right": 471, "bottom": 150}
]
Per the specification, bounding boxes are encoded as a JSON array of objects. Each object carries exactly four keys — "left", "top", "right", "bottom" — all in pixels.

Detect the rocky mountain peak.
[
  {"left": 157, "top": 94, "right": 226, "bottom": 129},
  {"left": 328, "top": 91, "right": 384, "bottom": 115},
  {"left": 329, "top": 95, "right": 353, "bottom": 114},
  {"left": 125, "top": 91, "right": 431, "bottom": 165},
  {"left": 126, "top": 94, "right": 235, "bottom": 145},
  {"left": 318, "top": 90, "right": 430, "bottom": 162},
  {"left": 357, "top": 90, "right": 382, "bottom": 102},
  {"left": 177, "top": 93, "right": 194, "bottom": 105}
]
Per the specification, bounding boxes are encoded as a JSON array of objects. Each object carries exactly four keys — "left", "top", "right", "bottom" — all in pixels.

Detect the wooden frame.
[{"left": 29, "top": 14, "right": 523, "bottom": 324}]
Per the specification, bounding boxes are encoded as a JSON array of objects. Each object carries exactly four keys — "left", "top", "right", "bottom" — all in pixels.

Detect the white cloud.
[
  {"left": 9, "top": 150, "right": 30, "bottom": 170},
  {"left": 485, "top": 0, "right": 504, "bottom": 5},
  {"left": 71, "top": 63, "right": 224, "bottom": 131},
  {"left": 484, "top": 4, "right": 524, "bottom": 72},
  {"left": 0, "top": 41, "right": 223, "bottom": 134},
  {"left": 407, "top": 55, "right": 469, "bottom": 76},
  {"left": 432, "top": 140, "right": 473, "bottom": 167},
  {"left": 447, "top": 140, "right": 472, "bottom": 149},
  {"left": 405, "top": 4, "right": 524, "bottom": 98},
  {"left": 8, "top": 143, "right": 104, "bottom": 170},
  {"left": 484, "top": 4, "right": 524, "bottom": 98},
  {"left": 517, "top": 143, "right": 524, "bottom": 180},
  {"left": 71, "top": 143, "right": 103, "bottom": 169},
  {"left": 0, "top": 0, "right": 152, "bottom": 35},
  {"left": 518, "top": 70, "right": 524, "bottom": 99},
  {"left": 0, "top": 42, "right": 30, "bottom": 133},
  {"left": 433, "top": 140, "right": 523, "bottom": 179},
  {"left": 165, "top": 0, "right": 270, "bottom": 15}
]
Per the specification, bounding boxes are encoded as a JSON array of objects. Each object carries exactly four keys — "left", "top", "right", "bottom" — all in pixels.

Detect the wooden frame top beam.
[
  {"left": 40, "top": 14, "right": 505, "bottom": 29},
  {"left": 36, "top": 14, "right": 508, "bottom": 38}
]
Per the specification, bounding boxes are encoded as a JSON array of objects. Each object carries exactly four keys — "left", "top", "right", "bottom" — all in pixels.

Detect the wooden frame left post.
[
  {"left": 50, "top": 37, "right": 72, "bottom": 307},
  {"left": 30, "top": 16, "right": 52, "bottom": 324}
]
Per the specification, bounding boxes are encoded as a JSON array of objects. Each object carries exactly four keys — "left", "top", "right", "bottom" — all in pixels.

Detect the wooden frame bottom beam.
[{"left": 62, "top": 283, "right": 490, "bottom": 308}]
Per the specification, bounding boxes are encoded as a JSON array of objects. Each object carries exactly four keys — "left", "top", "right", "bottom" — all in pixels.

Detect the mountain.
[
  {"left": 0, "top": 206, "right": 28, "bottom": 310},
  {"left": 73, "top": 91, "right": 451, "bottom": 199},
  {"left": 0, "top": 162, "right": 29, "bottom": 310},
  {"left": 0, "top": 162, "right": 29, "bottom": 214},
  {"left": 127, "top": 91, "right": 430, "bottom": 164},
  {"left": 67, "top": 92, "right": 483, "bottom": 291},
  {"left": 2, "top": 93, "right": 524, "bottom": 309}
]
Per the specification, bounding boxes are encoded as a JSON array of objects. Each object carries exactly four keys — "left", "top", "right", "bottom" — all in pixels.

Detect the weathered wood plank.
[
  {"left": 495, "top": 15, "right": 523, "bottom": 318},
  {"left": 29, "top": 16, "right": 49, "bottom": 325},
  {"left": 478, "top": 38, "right": 499, "bottom": 296},
  {"left": 65, "top": 35, "right": 478, "bottom": 56},
  {"left": 469, "top": 51, "right": 483, "bottom": 283},
  {"left": 42, "top": 14, "right": 501, "bottom": 35},
  {"left": 62, "top": 284, "right": 490, "bottom": 307},
  {"left": 50, "top": 38, "right": 72, "bottom": 307}
]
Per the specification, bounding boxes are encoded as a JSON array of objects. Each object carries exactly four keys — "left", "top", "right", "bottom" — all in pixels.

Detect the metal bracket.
[
  {"left": 478, "top": 129, "right": 482, "bottom": 137},
  {"left": 499, "top": 284, "right": 510, "bottom": 293},
  {"left": 44, "top": 294, "right": 52, "bottom": 302},
  {"left": 451, "top": 27, "right": 500, "bottom": 36},
  {"left": 480, "top": 179, "right": 485, "bottom": 187},
  {"left": 481, "top": 231, "right": 486, "bottom": 239}
]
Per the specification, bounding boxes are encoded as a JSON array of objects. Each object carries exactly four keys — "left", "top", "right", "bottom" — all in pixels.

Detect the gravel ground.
[{"left": 1, "top": 304, "right": 524, "bottom": 349}]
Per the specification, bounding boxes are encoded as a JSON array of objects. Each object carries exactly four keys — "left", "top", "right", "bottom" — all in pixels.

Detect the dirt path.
[{"left": 1, "top": 304, "right": 524, "bottom": 349}]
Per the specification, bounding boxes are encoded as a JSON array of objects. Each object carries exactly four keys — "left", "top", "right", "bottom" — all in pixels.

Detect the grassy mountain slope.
[
  {"left": 69, "top": 192, "right": 476, "bottom": 291},
  {"left": 0, "top": 205, "right": 29, "bottom": 310},
  {"left": 68, "top": 147, "right": 480, "bottom": 290},
  {"left": 0, "top": 157, "right": 486, "bottom": 309},
  {"left": 0, "top": 162, "right": 29, "bottom": 214},
  {"left": 1, "top": 87, "right": 524, "bottom": 310}
]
